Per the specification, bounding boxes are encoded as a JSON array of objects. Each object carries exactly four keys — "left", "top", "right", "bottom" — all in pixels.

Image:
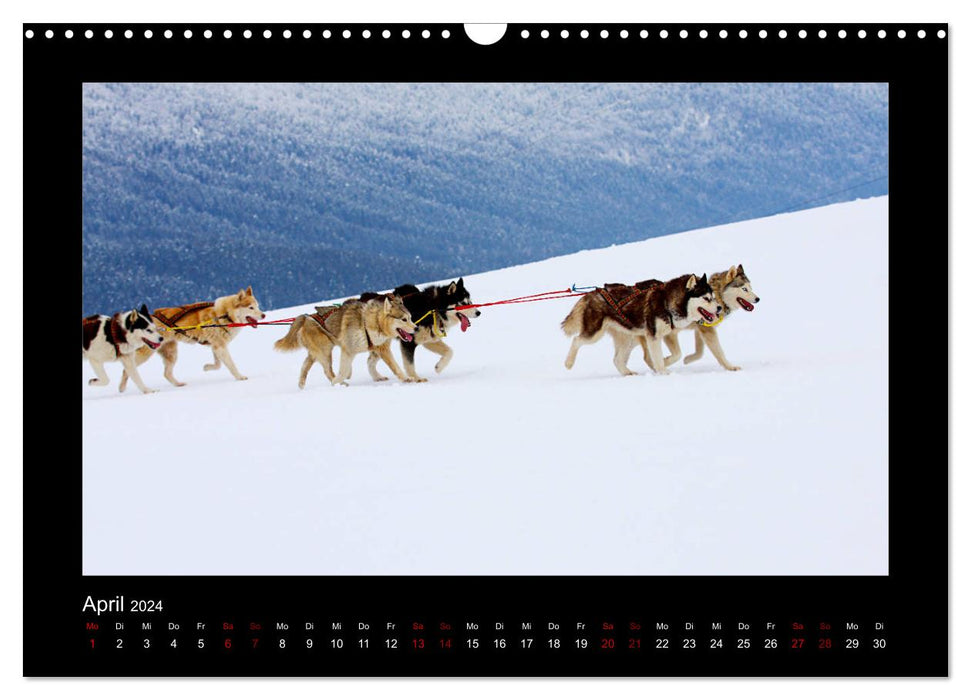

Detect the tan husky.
[
  {"left": 119, "top": 287, "right": 265, "bottom": 391},
  {"left": 274, "top": 295, "right": 418, "bottom": 388},
  {"left": 562, "top": 274, "right": 721, "bottom": 377},
  {"left": 640, "top": 264, "right": 760, "bottom": 372}
]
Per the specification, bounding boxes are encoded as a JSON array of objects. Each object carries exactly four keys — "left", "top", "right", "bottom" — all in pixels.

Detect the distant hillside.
[{"left": 82, "top": 83, "right": 888, "bottom": 314}]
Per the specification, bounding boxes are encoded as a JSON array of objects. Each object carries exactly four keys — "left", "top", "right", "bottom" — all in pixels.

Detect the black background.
[{"left": 24, "top": 23, "right": 947, "bottom": 677}]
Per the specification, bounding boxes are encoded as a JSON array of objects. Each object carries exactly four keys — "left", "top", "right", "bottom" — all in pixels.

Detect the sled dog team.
[{"left": 82, "top": 266, "right": 759, "bottom": 395}]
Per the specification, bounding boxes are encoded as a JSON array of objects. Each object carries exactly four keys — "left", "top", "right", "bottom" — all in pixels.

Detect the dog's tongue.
[
  {"left": 459, "top": 313, "right": 471, "bottom": 332},
  {"left": 398, "top": 329, "right": 414, "bottom": 342},
  {"left": 738, "top": 298, "right": 755, "bottom": 311},
  {"left": 246, "top": 316, "right": 259, "bottom": 327}
]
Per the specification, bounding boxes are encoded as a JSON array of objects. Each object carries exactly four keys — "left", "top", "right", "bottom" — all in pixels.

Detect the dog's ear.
[
  {"left": 139, "top": 303, "right": 150, "bottom": 317},
  {"left": 246, "top": 285, "right": 253, "bottom": 296},
  {"left": 447, "top": 281, "right": 458, "bottom": 294},
  {"left": 736, "top": 263, "right": 745, "bottom": 276},
  {"left": 700, "top": 273, "right": 708, "bottom": 285},
  {"left": 127, "top": 310, "right": 138, "bottom": 328},
  {"left": 686, "top": 274, "right": 697, "bottom": 290},
  {"left": 457, "top": 277, "right": 464, "bottom": 287},
  {"left": 384, "top": 297, "right": 392, "bottom": 312},
  {"left": 726, "top": 266, "right": 737, "bottom": 282},
  {"left": 237, "top": 289, "right": 246, "bottom": 300}
]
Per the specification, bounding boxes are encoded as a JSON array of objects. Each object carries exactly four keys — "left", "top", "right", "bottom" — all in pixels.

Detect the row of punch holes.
[{"left": 24, "top": 26, "right": 947, "bottom": 41}]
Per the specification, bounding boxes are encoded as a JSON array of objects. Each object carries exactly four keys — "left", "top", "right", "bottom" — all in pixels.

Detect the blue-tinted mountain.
[{"left": 82, "top": 83, "right": 888, "bottom": 314}]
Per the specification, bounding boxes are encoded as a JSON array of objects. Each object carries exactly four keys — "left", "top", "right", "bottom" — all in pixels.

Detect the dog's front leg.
[
  {"left": 645, "top": 337, "right": 670, "bottom": 375},
  {"left": 683, "top": 328, "right": 707, "bottom": 365},
  {"left": 399, "top": 340, "right": 425, "bottom": 381},
  {"left": 333, "top": 348, "right": 353, "bottom": 386},
  {"left": 119, "top": 354, "right": 157, "bottom": 394},
  {"left": 663, "top": 333, "right": 683, "bottom": 368},
  {"left": 610, "top": 333, "right": 637, "bottom": 376},
  {"left": 119, "top": 344, "right": 155, "bottom": 392},
  {"left": 203, "top": 348, "right": 222, "bottom": 372},
  {"left": 699, "top": 327, "right": 740, "bottom": 371},
  {"left": 375, "top": 343, "right": 413, "bottom": 383},
  {"left": 212, "top": 345, "right": 247, "bottom": 381},
  {"left": 423, "top": 340, "right": 452, "bottom": 376},
  {"left": 367, "top": 351, "right": 389, "bottom": 382},
  {"left": 88, "top": 360, "right": 110, "bottom": 387}
]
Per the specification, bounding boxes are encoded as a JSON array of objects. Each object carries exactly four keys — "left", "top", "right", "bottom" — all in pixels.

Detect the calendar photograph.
[{"left": 79, "top": 81, "right": 891, "bottom": 577}]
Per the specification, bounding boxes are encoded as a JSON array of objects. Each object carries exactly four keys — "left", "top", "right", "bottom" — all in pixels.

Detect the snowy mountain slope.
[
  {"left": 82, "top": 83, "right": 888, "bottom": 313},
  {"left": 82, "top": 197, "right": 888, "bottom": 575}
]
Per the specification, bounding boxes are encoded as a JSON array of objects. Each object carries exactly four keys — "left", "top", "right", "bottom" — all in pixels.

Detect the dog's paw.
[
  {"left": 237, "top": 375, "right": 248, "bottom": 381},
  {"left": 654, "top": 369, "right": 671, "bottom": 376},
  {"left": 203, "top": 363, "right": 219, "bottom": 371},
  {"left": 140, "top": 389, "right": 159, "bottom": 395},
  {"left": 413, "top": 377, "right": 428, "bottom": 383},
  {"left": 373, "top": 376, "right": 389, "bottom": 382},
  {"left": 725, "top": 365, "right": 741, "bottom": 372}
]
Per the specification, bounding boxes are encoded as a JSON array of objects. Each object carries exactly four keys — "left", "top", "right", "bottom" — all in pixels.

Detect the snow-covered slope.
[{"left": 82, "top": 197, "right": 888, "bottom": 576}]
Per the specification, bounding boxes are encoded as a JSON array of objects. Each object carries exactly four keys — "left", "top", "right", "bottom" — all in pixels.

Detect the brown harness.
[
  {"left": 597, "top": 287, "right": 647, "bottom": 329},
  {"left": 153, "top": 301, "right": 215, "bottom": 330},
  {"left": 106, "top": 315, "right": 127, "bottom": 357}
]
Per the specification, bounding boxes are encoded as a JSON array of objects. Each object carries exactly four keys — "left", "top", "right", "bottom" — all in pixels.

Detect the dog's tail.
[
  {"left": 274, "top": 315, "right": 306, "bottom": 352},
  {"left": 560, "top": 298, "right": 586, "bottom": 336}
]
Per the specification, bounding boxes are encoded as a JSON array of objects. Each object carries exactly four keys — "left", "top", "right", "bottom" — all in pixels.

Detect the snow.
[{"left": 82, "top": 197, "right": 888, "bottom": 575}]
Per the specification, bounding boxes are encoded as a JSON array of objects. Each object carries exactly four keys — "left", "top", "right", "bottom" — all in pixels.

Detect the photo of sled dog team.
[{"left": 83, "top": 267, "right": 759, "bottom": 395}]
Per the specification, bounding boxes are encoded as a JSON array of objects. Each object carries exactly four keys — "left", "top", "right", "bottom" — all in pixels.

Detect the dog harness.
[
  {"left": 83, "top": 314, "right": 127, "bottom": 356},
  {"left": 597, "top": 286, "right": 648, "bottom": 329},
  {"left": 152, "top": 301, "right": 232, "bottom": 337}
]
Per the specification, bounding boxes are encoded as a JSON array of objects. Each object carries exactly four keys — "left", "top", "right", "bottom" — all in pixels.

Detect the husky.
[
  {"left": 641, "top": 264, "right": 760, "bottom": 372},
  {"left": 361, "top": 278, "right": 481, "bottom": 382},
  {"left": 562, "top": 274, "right": 721, "bottom": 377},
  {"left": 274, "top": 295, "right": 418, "bottom": 388},
  {"left": 119, "top": 287, "right": 265, "bottom": 391},
  {"left": 82, "top": 305, "right": 164, "bottom": 395}
]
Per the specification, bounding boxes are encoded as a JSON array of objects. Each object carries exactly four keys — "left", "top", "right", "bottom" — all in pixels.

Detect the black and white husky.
[{"left": 82, "top": 305, "right": 164, "bottom": 395}]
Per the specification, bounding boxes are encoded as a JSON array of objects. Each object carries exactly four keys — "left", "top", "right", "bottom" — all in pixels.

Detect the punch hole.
[
  {"left": 422, "top": 30, "right": 430, "bottom": 39},
  {"left": 878, "top": 30, "right": 886, "bottom": 39},
  {"left": 105, "top": 29, "right": 113, "bottom": 39},
  {"left": 283, "top": 29, "right": 292, "bottom": 39},
  {"left": 938, "top": 29, "right": 946, "bottom": 38},
  {"left": 738, "top": 29, "right": 747, "bottom": 39},
  {"left": 917, "top": 29, "right": 926, "bottom": 38},
  {"left": 25, "top": 29, "right": 34, "bottom": 39},
  {"left": 699, "top": 29, "right": 708, "bottom": 39},
  {"left": 838, "top": 30, "right": 847, "bottom": 39},
  {"left": 639, "top": 30, "right": 648, "bottom": 38},
  {"left": 86, "top": 29, "right": 94, "bottom": 39},
  {"left": 125, "top": 29, "right": 133, "bottom": 39},
  {"left": 243, "top": 29, "right": 252, "bottom": 39},
  {"left": 464, "top": 24, "right": 506, "bottom": 45},
  {"left": 581, "top": 29, "right": 589, "bottom": 39},
  {"left": 818, "top": 29, "right": 827, "bottom": 39},
  {"left": 858, "top": 29, "right": 867, "bottom": 39},
  {"left": 561, "top": 30, "right": 569, "bottom": 39},
  {"left": 679, "top": 29, "right": 688, "bottom": 39},
  {"left": 719, "top": 29, "right": 728, "bottom": 39},
  {"left": 45, "top": 29, "right": 53, "bottom": 38},
  {"left": 600, "top": 29, "right": 609, "bottom": 39},
  {"left": 660, "top": 29, "right": 668, "bottom": 39},
  {"left": 541, "top": 29, "right": 549, "bottom": 39},
  {"left": 203, "top": 30, "right": 212, "bottom": 39},
  {"left": 758, "top": 29, "right": 767, "bottom": 39},
  {"left": 184, "top": 30, "right": 193, "bottom": 39},
  {"left": 264, "top": 30, "right": 272, "bottom": 39},
  {"left": 65, "top": 29, "right": 73, "bottom": 39},
  {"left": 165, "top": 29, "right": 173, "bottom": 39},
  {"left": 798, "top": 29, "right": 807, "bottom": 39},
  {"left": 620, "top": 29, "right": 628, "bottom": 39}
]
